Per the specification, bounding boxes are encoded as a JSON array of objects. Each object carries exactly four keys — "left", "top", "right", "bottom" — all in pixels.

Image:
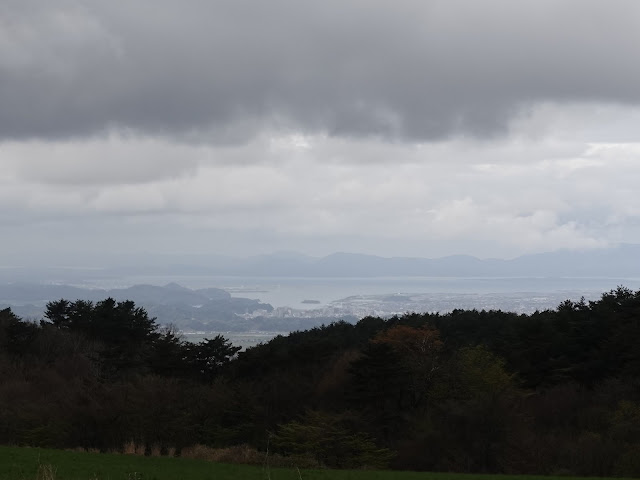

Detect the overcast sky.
[{"left": 2, "top": 0, "right": 640, "bottom": 265}]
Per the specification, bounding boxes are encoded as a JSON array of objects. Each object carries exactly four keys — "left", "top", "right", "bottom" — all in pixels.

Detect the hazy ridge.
[{"left": 2, "top": 244, "right": 639, "bottom": 281}]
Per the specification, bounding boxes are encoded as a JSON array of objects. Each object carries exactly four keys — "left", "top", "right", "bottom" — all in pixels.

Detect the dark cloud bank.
[{"left": 2, "top": 0, "right": 640, "bottom": 142}]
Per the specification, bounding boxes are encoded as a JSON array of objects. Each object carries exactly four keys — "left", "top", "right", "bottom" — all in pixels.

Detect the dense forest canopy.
[{"left": 1, "top": 287, "right": 640, "bottom": 475}]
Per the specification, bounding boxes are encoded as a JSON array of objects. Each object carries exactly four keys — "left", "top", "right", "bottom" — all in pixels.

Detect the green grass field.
[{"left": 0, "top": 446, "right": 633, "bottom": 480}]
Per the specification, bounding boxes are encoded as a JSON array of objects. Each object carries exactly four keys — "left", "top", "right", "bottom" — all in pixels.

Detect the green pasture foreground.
[{"left": 0, "top": 446, "right": 632, "bottom": 480}]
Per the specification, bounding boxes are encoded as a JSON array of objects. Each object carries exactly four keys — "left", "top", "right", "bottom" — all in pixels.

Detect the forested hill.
[
  {"left": 0, "top": 283, "right": 273, "bottom": 331},
  {"left": 1, "top": 287, "right": 640, "bottom": 476}
]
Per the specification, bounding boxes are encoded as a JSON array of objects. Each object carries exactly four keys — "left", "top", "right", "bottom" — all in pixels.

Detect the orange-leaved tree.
[{"left": 372, "top": 325, "right": 444, "bottom": 408}]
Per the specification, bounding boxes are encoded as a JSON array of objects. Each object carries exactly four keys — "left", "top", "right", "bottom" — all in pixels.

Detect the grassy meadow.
[{"left": 1, "top": 446, "right": 636, "bottom": 480}]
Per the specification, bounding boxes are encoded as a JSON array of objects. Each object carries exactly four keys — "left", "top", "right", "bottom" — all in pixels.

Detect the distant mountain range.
[
  {"left": 0, "top": 244, "right": 639, "bottom": 282},
  {"left": 97, "top": 244, "right": 640, "bottom": 278},
  {"left": 1, "top": 245, "right": 638, "bottom": 332}
]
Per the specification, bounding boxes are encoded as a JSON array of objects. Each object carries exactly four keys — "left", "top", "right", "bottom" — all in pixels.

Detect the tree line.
[{"left": 1, "top": 287, "right": 639, "bottom": 475}]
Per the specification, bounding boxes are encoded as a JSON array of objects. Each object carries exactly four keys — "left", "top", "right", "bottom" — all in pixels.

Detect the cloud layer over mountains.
[{"left": 2, "top": 1, "right": 640, "bottom": 263}]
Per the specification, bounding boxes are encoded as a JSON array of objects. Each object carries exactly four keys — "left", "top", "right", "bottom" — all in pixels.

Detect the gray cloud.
[
  {"left": 3, "top": 1, "right": 640, "bottom": 264},
  {"left": 2, "top": 136, "right": 200, "bottom": 185},
  {"left": 2, "top": 133, "right": 639, "bottom": 261},
  {"left": 2, "top": 0, "right": 640, "bottom": 142}
]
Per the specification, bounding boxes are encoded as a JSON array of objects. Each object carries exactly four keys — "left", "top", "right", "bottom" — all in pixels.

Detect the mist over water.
[
  {"left": 4, "top": 272, "right": 640, "bottom": 349},
  {"left": 84, "top": 274, "right": 640, "bottom": 311},
  {"left": 88, "top": 275, "right": 640, "bottom": 349}
]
